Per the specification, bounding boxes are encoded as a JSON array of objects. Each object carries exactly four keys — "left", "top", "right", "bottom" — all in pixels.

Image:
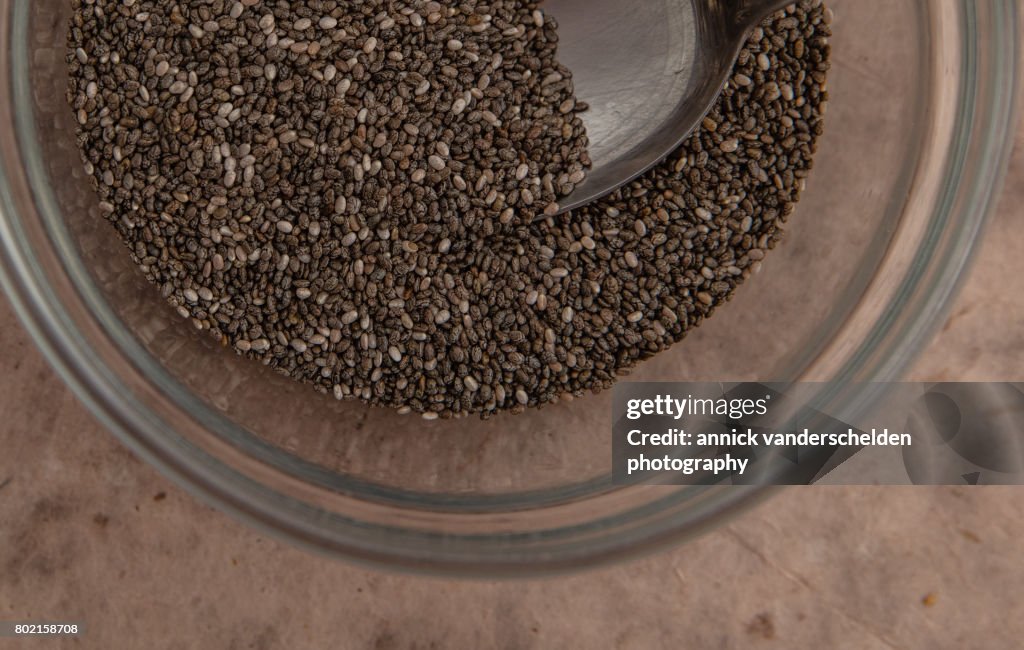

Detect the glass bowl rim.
[{"left": 0, "top": 0, "right": 1018, "bottom": 576}]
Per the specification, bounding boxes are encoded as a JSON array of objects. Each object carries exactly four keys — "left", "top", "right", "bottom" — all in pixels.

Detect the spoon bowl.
[{"left": 545, "top": 0, "right": 793, "bottom": 214}]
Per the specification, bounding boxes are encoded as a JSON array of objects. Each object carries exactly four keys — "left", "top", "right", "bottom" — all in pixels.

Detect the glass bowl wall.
[{"left": 0, "top": 0, "right": 1017, "bottom": 575}]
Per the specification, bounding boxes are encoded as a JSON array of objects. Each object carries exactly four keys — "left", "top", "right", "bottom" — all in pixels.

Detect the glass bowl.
[{"left": 0, "top": 0, "right": 1017, "bottom": 576}]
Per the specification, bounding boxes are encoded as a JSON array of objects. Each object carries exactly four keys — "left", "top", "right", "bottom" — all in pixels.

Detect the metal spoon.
[{"left": 544, "top": 0, "right": 793, "bottom": 214}]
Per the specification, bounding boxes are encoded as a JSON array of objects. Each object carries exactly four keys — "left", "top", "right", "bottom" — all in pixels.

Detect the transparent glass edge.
[
  {"left": 0, "top": 0, "right": 1017, "bottom": 574},
  {"left": 848, "top": 0, "right": 1018, "bottom": 386}
]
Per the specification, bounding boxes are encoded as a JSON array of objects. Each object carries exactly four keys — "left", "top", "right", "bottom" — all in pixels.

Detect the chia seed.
[{"left": 67, "top": 1, "right": 830, "bottom": 419}]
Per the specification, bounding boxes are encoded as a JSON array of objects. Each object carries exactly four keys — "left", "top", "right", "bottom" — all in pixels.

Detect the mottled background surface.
[{"left": 3, "top": 39, "right": 1024, "bottom": 650}]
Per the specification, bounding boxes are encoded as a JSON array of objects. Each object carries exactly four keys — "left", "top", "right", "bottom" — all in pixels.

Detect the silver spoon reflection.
[{"left": 544, "top": 0, "right": 793, "bottom": 215}]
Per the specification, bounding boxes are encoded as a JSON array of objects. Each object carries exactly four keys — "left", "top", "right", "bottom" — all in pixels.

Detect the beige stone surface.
[
  {"left": 2, "top": 136, "right": 1023, "bottom": 648},
  {"left": 3, "top": 54, "right": 1024, "bottom": 650}
]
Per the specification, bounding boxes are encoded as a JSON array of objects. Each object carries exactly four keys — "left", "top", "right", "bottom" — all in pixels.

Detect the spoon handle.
[{"left": 721, "top": 0, "right": 794, "bottom": 37}]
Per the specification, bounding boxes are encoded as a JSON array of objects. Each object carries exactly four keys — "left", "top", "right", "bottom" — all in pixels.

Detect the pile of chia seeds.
[{"left": 67, "top": 0, "right": 830, "bottom": 419}]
